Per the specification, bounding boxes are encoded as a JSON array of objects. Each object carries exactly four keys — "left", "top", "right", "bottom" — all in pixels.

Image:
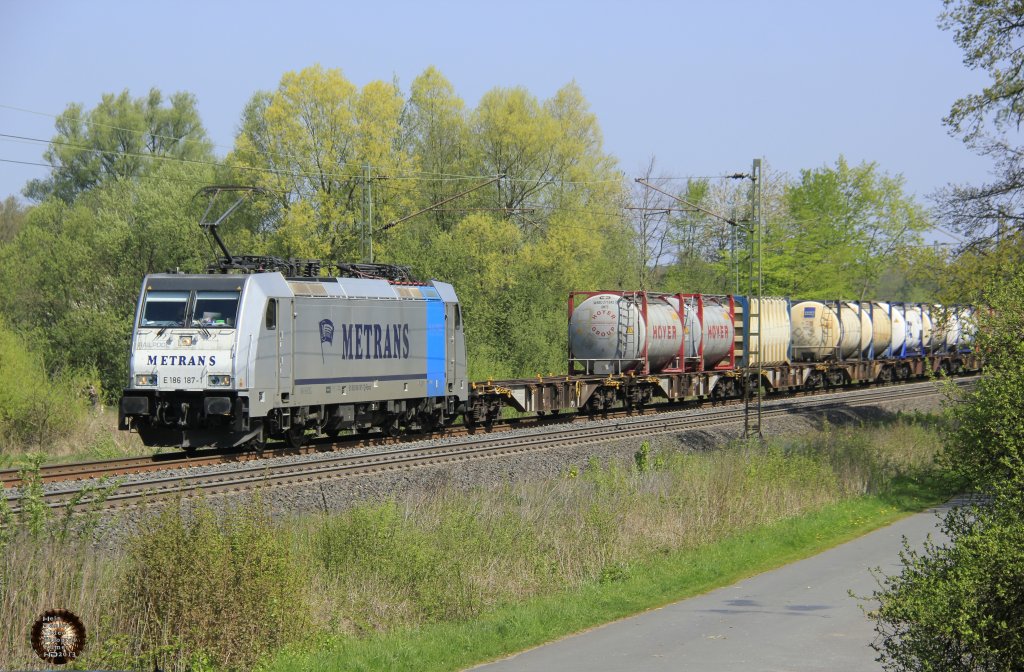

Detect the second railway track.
[{"left": 3, "top": 378, "right": 970, "bottom": 515}]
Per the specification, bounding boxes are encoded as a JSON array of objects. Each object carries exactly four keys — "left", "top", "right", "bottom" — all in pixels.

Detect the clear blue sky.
[{"left": 0, "top": 0, "right": 992, "bottom": 238}]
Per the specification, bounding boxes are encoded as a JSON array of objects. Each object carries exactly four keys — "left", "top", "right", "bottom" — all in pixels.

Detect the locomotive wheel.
[{"left": 285, "top": 425, "right": 306, "bottom": 448}]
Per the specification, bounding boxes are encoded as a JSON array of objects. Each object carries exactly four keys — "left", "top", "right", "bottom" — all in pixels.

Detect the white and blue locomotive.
[{"left": 119, "top": 269, "right": 468, "bottom": 449}]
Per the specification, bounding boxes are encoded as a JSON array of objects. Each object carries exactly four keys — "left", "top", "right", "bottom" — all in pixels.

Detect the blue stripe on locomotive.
[{"left": 425, "top": 295, "right": 446, "bottom": 396}]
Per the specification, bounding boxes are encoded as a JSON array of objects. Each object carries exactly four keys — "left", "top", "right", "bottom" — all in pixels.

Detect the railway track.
[
  {"left": 3, "top": 377, "right": 972, "bottom": 514},
  {"left": 1, "top": 375, "right": 975, "bottom": 489}
]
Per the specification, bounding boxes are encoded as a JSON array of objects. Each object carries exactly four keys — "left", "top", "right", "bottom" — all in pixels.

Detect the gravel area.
[{"left": 70, "top": 381, "right": 952, "bottom": 542}]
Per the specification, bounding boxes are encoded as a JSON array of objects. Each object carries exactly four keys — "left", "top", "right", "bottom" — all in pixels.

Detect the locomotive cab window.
[
  {"left": 140, "top": 291, "right": 189, "bottom": 328},
  {"left": 193, "top": 291, "right": 240, "bottom": 328},
  {"left": 265, "top": 298, "right": 277, "bottom": 330}
]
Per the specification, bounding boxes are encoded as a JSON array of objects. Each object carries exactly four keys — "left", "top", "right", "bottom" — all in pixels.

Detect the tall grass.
[
  {"left": 0, "top": 407, "right": 149, "bottom": 468},
  {"left": 0, "top": 417, "right": 948, "bottom": 671}
]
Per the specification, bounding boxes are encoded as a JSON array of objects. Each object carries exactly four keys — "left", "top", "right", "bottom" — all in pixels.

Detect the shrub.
[
  {"left": 871, "top": 275, "right": 1024, "bottom": 670},
  {"left": 871, "top": 484, "right": 1024, "bottom": 671},
  {"left": 0, "top": 321, "right": 91, "bottom": 451},
  {"left": 117, "top": 498, "right": 307, "bottom": 670}
]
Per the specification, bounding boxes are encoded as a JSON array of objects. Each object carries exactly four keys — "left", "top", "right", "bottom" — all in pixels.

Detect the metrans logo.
[
  {"left": 324, "top": 322, "right": 410, "bottom": 360},
  {"left": 147, "top": 354, "right": 217, "bottom": 366}
]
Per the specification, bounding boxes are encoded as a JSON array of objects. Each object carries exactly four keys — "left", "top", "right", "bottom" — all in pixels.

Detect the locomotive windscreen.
[
  {"left": 140, "top": 291, "right": 189, "bottom": 327},
  {"left": 192, "top": 291, "right": 240, "bottom": 328},
  {"left": 139, "top": 289, "right": 240, "bottom": 329}
]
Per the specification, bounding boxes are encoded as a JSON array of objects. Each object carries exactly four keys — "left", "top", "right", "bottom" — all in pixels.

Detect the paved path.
[{"left": 472, "top": 501, "right": 956, "bottom": 672}]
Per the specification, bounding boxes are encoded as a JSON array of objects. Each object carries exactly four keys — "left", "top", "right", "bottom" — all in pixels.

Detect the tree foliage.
[
  {"left": 0, "top": 320, "right": 90, "bottom": 449},
  {"left": 23, "top": 89, "right": 212, "bottom": 203},
  {"left": 940, "top": 0, "right": 1024, "bottom": 140},
  {"left": 868, "top": 8, "right": 1024, "bottom": 668},
  {"left": 871, "top": 276, "right": 1024, "bottom": 671},
  {"left": 230, "top": 65, "right": 415, "bottom": 261},
  {"left": 0, "top": 161, "right": 214, "bottom": 395},
  {"left": 935, "top": 1, "right": 1024, "bottom": 253},
  {"left": 871, "top": 487, "right": 1024, "bottom": 672},
  {"left": 764, "top": 157, "right": 929, "bottom": 298},
  {"left": 941, "top": 277, "right": 1024, "bottom": 490},
  {"left": 0, "top": 196, "right": 27, "bottom": 243}
]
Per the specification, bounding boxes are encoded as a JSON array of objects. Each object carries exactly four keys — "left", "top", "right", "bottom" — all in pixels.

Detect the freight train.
[{"left": 118, "top": 269, "right": 979, "bottom": 450}]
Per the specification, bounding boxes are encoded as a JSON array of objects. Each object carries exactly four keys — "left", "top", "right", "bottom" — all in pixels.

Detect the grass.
[
  {"left": 0, "top": 416, "right": 955, "bottom": 671},
  {"left": 266, "top": 477, "right": 952, "bottom": 672},
  {"left": 0, "top": 408, "right": 151, "bottom": 469}
]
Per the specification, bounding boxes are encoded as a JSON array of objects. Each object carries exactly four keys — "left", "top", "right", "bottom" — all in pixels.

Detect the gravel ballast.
[{"left": 59, "top": 382, "right": 954, "bottom": 540}]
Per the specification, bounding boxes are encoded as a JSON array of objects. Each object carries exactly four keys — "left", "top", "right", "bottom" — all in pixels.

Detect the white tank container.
[
  {"left": 790, "top": 301, "right": 861, "bottom": 361},
  {"left": 921, "top": 307, "right": 934, "bottom": 352},
  {"left": 931, "top": 305, "right": 952, "bottom": 353},
  {"left": 843, "top": 302, "right": 872, "bottom": 358},
  {"left": 885, "top": 303, "right": 907, "bottom": 356},
  {"left": 904, "top": 305, "right": 924, "bottom": 355},
  {"left": 698, "top": 297, "right": 735, "bottom": 369},
  {"left": 743, "top": 297, "right": 791, "bottom": 366},
  {"left": 871, "top": 302, "right": 892, "bottom": 358},
  {"left": 569, "top": 293, "right": 683, "bottom": 374},
  {"left": 958, "top": 307, "right": 977, "bottom": 350}
]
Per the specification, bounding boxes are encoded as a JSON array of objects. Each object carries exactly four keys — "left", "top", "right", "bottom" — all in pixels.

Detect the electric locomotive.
[{"left": 119, "top": 267, "right": 467, "bottom": 449}]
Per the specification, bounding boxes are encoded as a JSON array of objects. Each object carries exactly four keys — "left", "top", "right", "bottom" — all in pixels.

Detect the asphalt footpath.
[{"left": 471, "top": 499, "right": 958, "bottom": 672}]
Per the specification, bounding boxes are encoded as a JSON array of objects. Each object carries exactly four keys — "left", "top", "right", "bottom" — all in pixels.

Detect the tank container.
[
  {"left": 844, "top": 302, "right": 873, "bottom": 358},
  {"left": 677, "top": 295, "right": 735, "bottom": 369},
  {"left": 903, "top": 305, "right": 924, "bottom": 355},
  {"left": 921, "top": 306, "right": 934, "bottom": 352},
  {"left": 736, "top": 297, "right": 791, "bottom": 366},
  {"left": 790, "top": 300, "right": 862, "bottom": 361},
  {"left": 885, "top": 303, "right": 907, "bottom": 357},
  {"left": 958, "top": 307, "right": 977, "bottom": 351},
  {"left": 569, "top": 293, "right": 683, "bottom": 374},
  {"left": 870, "top": 302, "right": 892, "bottom": 358}
]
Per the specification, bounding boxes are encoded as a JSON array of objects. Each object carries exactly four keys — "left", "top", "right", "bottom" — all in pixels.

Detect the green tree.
[
  {"left": 940, "top": 276, "right": 1024, "bottom": 490},
  {"left": 24, "top": 89, "right": 212, "bottom": 203},
  {"left": 763, "top": 157, "right": 929, "bottom": 298},
  {"left": 230, "top": 65, "right": 415, "bottom": 262},
  {"left": 400, "top": 66, "right": 471, "bottom": 232},
  {"left": 869, "top": 10, "right": 1024, "bottom": 666},
  {"left": 0, "top": 162, "right": 214, "bottom": 394},
  {"left": 871, "top": 275, "right": 1024, "bottom": 671},
  {"left": 0, "top": 196, "right": 27, "bottom": 243},
  {"left": 933, "top": 1, "right": 1024, "bottom": 253},
  {"left": 380, "top": 74, "right": 633, "bottom": 377}
]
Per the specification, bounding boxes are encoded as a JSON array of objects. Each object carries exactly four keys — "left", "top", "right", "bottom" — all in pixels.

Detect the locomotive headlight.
[
  {"left": 135, "top": 374, "right": 157, "bottom": 386},
  {"left": 208, "top": 375, "right": 232, "bottom": 387},
  {"left": 179, "top": 335, "right": 194, "bottom": 346}
]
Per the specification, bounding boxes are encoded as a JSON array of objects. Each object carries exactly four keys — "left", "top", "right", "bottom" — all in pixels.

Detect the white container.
[
  {"left": 569, "top": 293, "right": 683, "bottom": 374},
  {"left": 843, "top": 302, "right": 872, "bottom": 358},
  {"left": 790, "top": 300, "right": 861, "bottom": 361},
  {"left": 871, "top": 302, "right": 892, "bottom": 358},
  {"left": 745, "top": 297, "right": 790, "bottom": 364},
  {"left": 904, "top": 305, "right": 924, "bottom": 355},
  {"left": 886, "top": 303, "right": 907, "bottom": 356},
  {"left": 921, "top": 306, "right": 934, "bottom": 352}
]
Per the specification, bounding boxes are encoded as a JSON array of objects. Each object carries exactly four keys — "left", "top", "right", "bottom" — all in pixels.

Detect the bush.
[
  {"left": 0, "top": 322, "right": 91, "bottom": 451},
  {"left": 870, "top": 275, "right": 1024, "bottom": 670},
  {"left": 871, "top": 484, "right": 1024, "bottom": 671},
  {"left": 939, "top": 276, "right": 1024, "bottom": 490},
  {"left": 116, "top": 498, "right": 307, "bottom": 670}
]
